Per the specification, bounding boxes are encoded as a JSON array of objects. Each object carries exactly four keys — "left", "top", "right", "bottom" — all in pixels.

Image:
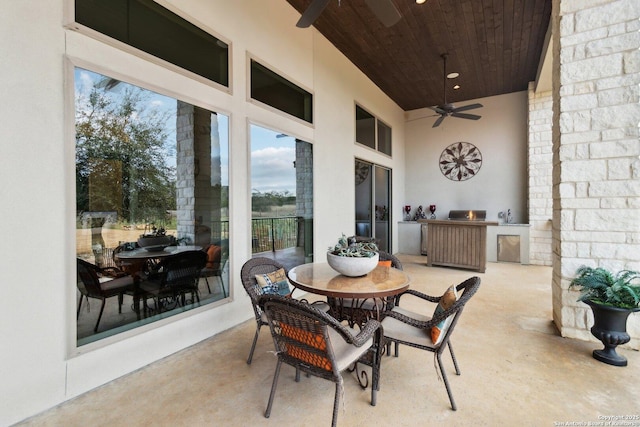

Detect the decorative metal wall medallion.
[{"left": 439, "top": 142, "right": 482, "bottom": 181}]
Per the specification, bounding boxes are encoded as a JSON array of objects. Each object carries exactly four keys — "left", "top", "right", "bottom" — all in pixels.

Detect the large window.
[
  {"left": 75, "top": 67, "right": 229, "bottom": 345},
  {"left": 355, "top": 105, "right": 392, "bottom": 156},
  {"left": 250, "top": 60, "right": 313, "bottom": 124},
  {"left": 250, "top": 125, "right": 313, "bottom": 268},
  {"left": 75, "top": 0, "right": 229, "bottom": 87}
]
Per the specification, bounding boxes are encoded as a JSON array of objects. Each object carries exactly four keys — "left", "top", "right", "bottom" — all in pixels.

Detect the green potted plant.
[
  {"left": 327, "top": 234, "right": 379, "bottom": 277},
  {"left": 569, "top": 266, "right": 640, "bottom": 366}
]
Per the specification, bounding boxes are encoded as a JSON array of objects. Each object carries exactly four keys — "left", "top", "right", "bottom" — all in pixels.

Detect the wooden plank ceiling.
[{"left": 285, "top": 0, "right": 552, "bottom": 111}]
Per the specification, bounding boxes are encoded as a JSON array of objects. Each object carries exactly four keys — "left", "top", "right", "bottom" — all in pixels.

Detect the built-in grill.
[{"left": 448, "top": 210, "right": 487, "bottom": 221}]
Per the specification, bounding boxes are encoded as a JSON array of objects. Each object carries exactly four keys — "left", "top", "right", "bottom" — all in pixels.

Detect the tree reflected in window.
[{"left": 75, "top": 67, "right": 229, "bottom": 345}]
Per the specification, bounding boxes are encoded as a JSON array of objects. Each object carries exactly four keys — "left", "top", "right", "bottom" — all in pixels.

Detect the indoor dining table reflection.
[
  {"left": 115, "top": 245, "right": 202, "bottom": 317},
  {"left": 115, "top": 245, "right": 203, "bottom": 263}
]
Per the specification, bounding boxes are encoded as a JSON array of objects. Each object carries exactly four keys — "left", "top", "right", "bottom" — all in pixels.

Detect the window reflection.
[
  {"left": 75, "top": 67, "right": 229, "bottom": 345},
  {"left": 355, "top": 104, "right": 392, "bottom": 156},
  {"left": 75, "top": 0, "right": 229, "bottom": 86},
  {"left": 250, "top": 60, "right": 313, "bottom": 123},
  {"left": 249, "top": 125, "right": 313, "bottom": 269},
  {"left": 355, "top": 105, "right": 375, "bottom": 149}
]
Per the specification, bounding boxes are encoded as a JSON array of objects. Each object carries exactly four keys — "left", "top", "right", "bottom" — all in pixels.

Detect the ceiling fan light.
[{"left": 447, "top": 72, "right": 459, "bottom": 79}]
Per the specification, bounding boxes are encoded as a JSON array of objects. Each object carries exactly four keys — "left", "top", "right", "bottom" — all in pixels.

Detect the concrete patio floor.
[{"left": 19, "top": 255, "right": 640, "bottom": 426}]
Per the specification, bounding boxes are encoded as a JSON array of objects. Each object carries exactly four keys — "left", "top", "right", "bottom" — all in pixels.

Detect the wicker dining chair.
[
  {"left": 240, "top": 257, "right": 290, "bottom": 364},
  {"left": 259, "top": 295, "right": 383, "bottom": 427},
  {"left": 240, "top": 257, "right": 330, "bottom": 364},
  {"left": 378, "top": 251, "right": 403, "bottom": 270},
  {"left": 76, "top": 258, "right": 136, "bottom": 332},
  {"left": 112, "top": 242, "right": 145, "bottom": 274},
  {"left": 199, "top": 244, "right": 227, "bottom": 297},
  {"left": 381, "top": 276, "right": 481, "bottom": 411},
  {"left": 329, "top": 251, "right": 403, "bottom": 326},
  {"left": 138, "top": 250, "right": 207, "bottom": 314}
]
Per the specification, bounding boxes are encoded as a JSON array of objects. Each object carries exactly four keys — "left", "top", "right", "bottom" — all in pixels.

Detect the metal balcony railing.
[
  {"left": 208, "top": 217, "right": 301, "bottom": 253},
  {"left": 251, "top": 217, "right": 298, "bottom": 253}
]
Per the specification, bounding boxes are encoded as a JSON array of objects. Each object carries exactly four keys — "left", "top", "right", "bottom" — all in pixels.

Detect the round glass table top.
[{"left": 288, "top": 263, "right": 410, "bottom": 299}]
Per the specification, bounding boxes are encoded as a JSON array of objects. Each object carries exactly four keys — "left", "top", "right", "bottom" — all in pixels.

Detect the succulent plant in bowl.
[
  {"left": 329, "top": 234, "right": 378, "bottom": 257},
  {"left": 138, "top": 224, "right": 175, "bottom": 251},
  {"left": 327, "top": 234, "right": 379, "bottom": 276}
]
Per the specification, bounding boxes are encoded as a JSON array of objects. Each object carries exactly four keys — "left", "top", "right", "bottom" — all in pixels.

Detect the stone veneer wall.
[
  {"left": 528, "top": 82, "right": 553, "bottom": 266},
  {"left": 176, "top": 101, "right": 197, "bottom": 243},
  {"left": 176, "top": 102, "right": 216, "bottom": 245},
  {"left": 296, "top": 140, "right": 313, "bottom": 261},
  {"left": 552, "top": 0, "right": 640, "bottom": 349},
  {"left": 295, "top": 141, "right": 313, "bottom": 218}
]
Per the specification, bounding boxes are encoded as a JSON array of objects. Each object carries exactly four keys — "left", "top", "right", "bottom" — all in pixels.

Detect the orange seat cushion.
[{"left": 378, "top": 260, "right": 392, "bottom": 267}]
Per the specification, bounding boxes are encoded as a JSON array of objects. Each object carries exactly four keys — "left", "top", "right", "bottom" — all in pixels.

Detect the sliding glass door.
[{"left": 354, "top": 159, "right": 391, "bottom": 252}]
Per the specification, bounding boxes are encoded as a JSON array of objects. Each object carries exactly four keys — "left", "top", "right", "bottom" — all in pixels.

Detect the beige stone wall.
[
  {"left": 528, "top": 82, "right": 553, "bottom": 266},
  {"left": 552, "top": 0, "right": 640, "bottom": 348}
]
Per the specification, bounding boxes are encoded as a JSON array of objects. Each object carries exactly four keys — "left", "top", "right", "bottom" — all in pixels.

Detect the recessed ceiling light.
[
  {"left": 453, "top": 85, "right": 461, "bottom": 90},
  {"left": 447, "top": 72, "right": 459, "bottom": 79},
  {"left": 416, "top": 0, "right": 427, "bottom": 4}
]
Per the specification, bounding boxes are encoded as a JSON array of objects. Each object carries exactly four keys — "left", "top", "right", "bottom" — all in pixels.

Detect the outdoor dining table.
[
  {"left": 115, "top": 245, "right": 202, "bottom": 317},
  {"left": 287, "top": 262, "right": 411, "bottom": 325},
  {"left": 115, "top": 245, "right": 203, "bottom": 262},
  {"left": 288, "top": 262, "right": 410, "bottom": 389}
]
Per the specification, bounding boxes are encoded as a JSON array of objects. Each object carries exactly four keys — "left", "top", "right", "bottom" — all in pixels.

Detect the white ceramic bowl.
[{"left": 326, "top": 252, "right": 379, "bottom": 277}]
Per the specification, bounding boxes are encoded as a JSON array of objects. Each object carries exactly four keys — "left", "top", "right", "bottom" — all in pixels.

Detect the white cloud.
[{"left": 251, "top": 146, "right": 296, "bottom": 193}]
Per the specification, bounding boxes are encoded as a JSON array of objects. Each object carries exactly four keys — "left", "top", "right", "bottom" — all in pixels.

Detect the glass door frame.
[{"left": 354, "top": 159, "right": 392, "bottom": 252}]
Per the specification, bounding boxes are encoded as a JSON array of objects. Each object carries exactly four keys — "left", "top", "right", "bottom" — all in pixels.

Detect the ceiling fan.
[
  {"left": 428, "top": 54, "right": 483, "bottom": 128},
  {"left": 296, "top": 0, "right": 401, "bottom": 28}
]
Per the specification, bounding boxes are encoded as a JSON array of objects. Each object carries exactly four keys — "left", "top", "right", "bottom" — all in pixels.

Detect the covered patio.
[
  {"left": 2, "top": 0, "right": 639, "bottom": 424},
  {"left": 21, "top": 257, "right": 640, "bottom": 425}
]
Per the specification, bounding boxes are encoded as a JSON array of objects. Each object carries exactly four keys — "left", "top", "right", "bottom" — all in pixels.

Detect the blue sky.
[{"left": 250, "top": 124, "right": 296, "bottom": 194}]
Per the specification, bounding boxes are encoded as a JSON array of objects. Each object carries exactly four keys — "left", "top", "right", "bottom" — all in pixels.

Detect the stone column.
[
  {"left": 527, "top": 82, "right": 553, "bottom": 266},
  {"left": 552, "top": 0, "right": 640, "bottom": 348},
  {"left": 295, "top": 140, "right": 313, "bottom": 262},
  {"left": 176, "top": 101, "right": 196, "bottom": 243},
  {"left": 176, "top": 102, "right": 221, "bottom": 246}
]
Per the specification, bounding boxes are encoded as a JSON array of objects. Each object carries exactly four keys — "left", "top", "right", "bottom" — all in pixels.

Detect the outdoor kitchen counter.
[{"left": 418, "top": 219, "right": 498, "bottom": 273}]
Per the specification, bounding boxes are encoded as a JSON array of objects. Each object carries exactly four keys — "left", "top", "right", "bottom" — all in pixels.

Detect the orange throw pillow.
[
  {"left": 430, "top": 285, "right": 459, "bottom": 345},
  {"left": 205, "top": 245, "right": 221, "bottom": 269},
  {"left": 280, "top": 323, "right": 332, "bottom": 371}
]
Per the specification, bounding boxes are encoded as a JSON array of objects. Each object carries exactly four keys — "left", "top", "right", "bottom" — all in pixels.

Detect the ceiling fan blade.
[
  {"left": 452, "top": 103, "right": 483, "bottom": 113},
  {"left": 429, "top": 105, "right": 447, "bottom": 115},
  {"left": 296, "top": 0, "right": 331, "bottom": 28},
  {"left": 451, "top": 112, "right": 481, "bottom": 120},
  {"left": 432, "top": 115, "right": 446, "bottom": 128},
  {"left": 364, "top": 0, "right": 402, "bottom": 27}
]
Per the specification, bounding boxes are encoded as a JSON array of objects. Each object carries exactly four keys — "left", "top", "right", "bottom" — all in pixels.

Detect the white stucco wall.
[
  {"left": 404, "top": 91, "right": 529, "bottom": 224},
  {"left": 0, "top": 1, "right": 405, "bottom": 424}
]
